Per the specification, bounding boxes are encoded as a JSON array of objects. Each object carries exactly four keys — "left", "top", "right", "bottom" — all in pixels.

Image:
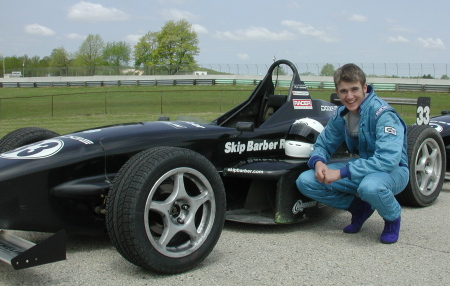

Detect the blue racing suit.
[{"left": 296, "top": 85, "right": 409, "bottom": 221}]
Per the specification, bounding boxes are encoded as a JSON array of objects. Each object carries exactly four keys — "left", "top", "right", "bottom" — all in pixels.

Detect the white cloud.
[
  {"left": 282, "top": 20, "right": 339, "bottom": 43},
  {"left": 238, "top": 53, "right": 249, "bottom": 60},
  {"left": 157, "top": 0, "right": 191, "bottom": 4},
  {"left": 68, "top": 1, "right": 129, "bottom": 23},
  {"left": 287, "top": 1, "right": 302, "bottom": 9},
  {"left": 387, "top": 35, "right": 410, "bottom": 43},
  {"left": 282, "top": 20, "right": 323, "bottom": 37},
  {"left": 417, "top": 37, "right": 446, "bottom": 49},
  {"left": 349, "top": 14, "right": 368, "bottom": 22},
  {"left": 125, "top": 34, "right": 142, "bottom": 43},
  {"left": 215, "top": 26, "right": 294, "bottom": 41},
  {"left": 66, "top": 33, "right": 86, "bottom": 40},
  {"left": 24, "top": 24, "right": 55, "bottom": 36},
  {"left": 389, "top": 26, "right": 414, "bottom": 34},
  {"left": 192, "top": 24, "right": 208, "bottom": 34},
  {"left": 160, "top": 9, "right": 198, "bottom": 21}
]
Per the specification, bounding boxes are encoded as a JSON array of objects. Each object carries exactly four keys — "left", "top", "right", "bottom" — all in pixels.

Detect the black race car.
[
  {"left": 0, "top": 60, "right": 447, "bottom": 274},
  {"left": 429, "top": 112, "right": 450, "bottom": 176}
]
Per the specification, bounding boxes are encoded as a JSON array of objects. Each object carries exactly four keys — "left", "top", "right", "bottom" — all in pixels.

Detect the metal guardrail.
[{"left": 1, "top": 79, "right": 449, "bottom": 92}]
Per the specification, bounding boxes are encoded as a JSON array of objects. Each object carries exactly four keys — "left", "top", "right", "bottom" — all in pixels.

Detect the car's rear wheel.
[
  {"left": 0, "top": 127, "right": 60, "bottom": 153},
  {"left": 106, "top": 146, "right": 226, "bottom": 274},
  {"left": 396, "top": 125, "right": 446, "bottom": 207}
]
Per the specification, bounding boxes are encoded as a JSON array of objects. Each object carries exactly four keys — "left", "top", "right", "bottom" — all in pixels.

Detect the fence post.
[
  {"left": 220, "top": 91, "right": 222, "bottom": 113},
  {"left": 160, "top": 93, "right": 163, "bottom": 114}
]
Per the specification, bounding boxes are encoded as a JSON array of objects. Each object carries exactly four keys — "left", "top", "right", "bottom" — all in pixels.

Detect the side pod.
[{"left": 0, "top": 229, "right": 66, "bottom": 270}]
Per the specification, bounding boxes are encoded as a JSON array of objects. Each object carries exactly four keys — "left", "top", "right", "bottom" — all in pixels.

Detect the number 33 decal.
[{"left": 416, "top": 105, "right": 430, "bottom": 125}]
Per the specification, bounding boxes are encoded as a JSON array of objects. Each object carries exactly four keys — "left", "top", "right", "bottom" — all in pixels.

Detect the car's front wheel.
[
  {"left": 396, "top": 125, "right": 446, "bottom": 207},
  {"left": 106, "top": 146, "right": 226, "bottom": 274}
]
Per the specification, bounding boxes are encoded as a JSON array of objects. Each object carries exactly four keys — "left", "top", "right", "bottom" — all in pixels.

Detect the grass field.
[{"left": 0, "top": 85, "right": 448, "bottom": 138}]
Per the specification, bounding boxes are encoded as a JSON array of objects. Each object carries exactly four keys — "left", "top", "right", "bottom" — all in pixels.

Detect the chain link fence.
[{"left": 3, "top": 63, "right": 450, "bottom": 79}]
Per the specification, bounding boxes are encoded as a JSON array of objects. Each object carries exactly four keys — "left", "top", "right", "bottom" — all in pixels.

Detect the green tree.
[
  {"left": 28, "top": 55, "right": 43, "bottom": 76},
  {"left": 320, "top": 63, "right": 335, "bottom": 76},
  {"left": 50, "top": 47, "right": 73, "bottom": 76},
  {"left": 3, "top": 55, "right": 29, "bottom": 76},
  {"left": 152, "top": 19, "right": 200, "bottom": 75},
  {"left": 39, "top": 56, "right": 51, "bottom": 68},
  {"left": 29, "top": 56, "right": 41, "bottom": 68},
  {"left": 6, "top": 55, "right": 23, "bottom": 71},
  {"left": 134, "top": 32, "right": 158, "bottom": 74},
  {"left": 102, "top": 41, "right": 131, "bottom": 75},
  {"left": 75, "top": 34, "right": 105, "bottom": 75}
]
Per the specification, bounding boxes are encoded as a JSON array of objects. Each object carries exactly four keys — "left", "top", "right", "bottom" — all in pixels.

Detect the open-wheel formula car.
[
  {"left": 0, "top": 60, "right": 447, "bottom": 274},
  {"left": 429, "top": 112, "right": 450, "bottom": 179}
]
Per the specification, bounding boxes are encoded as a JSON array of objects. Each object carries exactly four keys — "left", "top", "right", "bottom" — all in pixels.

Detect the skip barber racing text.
[{"left": 224, "top": 139, "right": 285, "bottom": 154}]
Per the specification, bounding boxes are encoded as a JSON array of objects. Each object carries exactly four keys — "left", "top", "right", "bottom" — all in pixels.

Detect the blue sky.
[{"left": 1, "top": 0, "right": 449, "bottom": 67}]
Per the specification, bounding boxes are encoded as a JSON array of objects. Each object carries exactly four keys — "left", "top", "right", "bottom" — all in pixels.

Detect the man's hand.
[
  {"left": 323, "top": 169, "right": 341, "bottom": 184},
  {"left": 314, "top": 161, "right": 341, "bottom": 184},
  {"left": 314, "top": 161, "right": 327, "bottom": 183}
]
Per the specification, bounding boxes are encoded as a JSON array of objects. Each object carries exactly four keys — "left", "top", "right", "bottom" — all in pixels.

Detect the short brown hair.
[{"left": 333, "top": 63, "right": 366, "bottom": 88}]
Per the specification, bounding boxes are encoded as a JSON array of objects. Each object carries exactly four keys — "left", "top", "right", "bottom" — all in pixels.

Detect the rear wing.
[
  {"left": 0, "top": 230, "right": 66, "bottom": 270},
  {"left": 330, "top": 94, "right": 431, "bottom": 125}
]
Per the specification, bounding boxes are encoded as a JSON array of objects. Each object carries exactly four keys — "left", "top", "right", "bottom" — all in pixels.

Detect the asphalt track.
[{"left": 2, "top": 180, "right": 449, "bottom": 286}]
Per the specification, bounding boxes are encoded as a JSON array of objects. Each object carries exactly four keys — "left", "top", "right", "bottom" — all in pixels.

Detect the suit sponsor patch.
[
  {"left": 384, "top": 126, "right": 397, "bottom": 135},
  {"left": 375, "top": 105, "right": 389, "bottom": 118}
]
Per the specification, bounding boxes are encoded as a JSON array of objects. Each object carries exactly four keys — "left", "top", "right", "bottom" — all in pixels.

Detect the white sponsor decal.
[
  {"left": 293, "top": 99, "right": 312, "bottom": 109},
  {"left": 292, "top": 91, "right": 310, "bottom": 96},
  {"left": 83, "top": 129, "right": 101, "bottom": 133},
  {"left": 160, "top": 122, "right": 187, "bottom": 129},
  {"left": 0, "top": 139, "right": 64, "bottom": 160},
  {"left": 181, "top": 121, "right": 205, "bottom": 128},
  {"left": 292, "top": 200, "right": 317, "bottom": 214},
  {"left": 62, "top": 135, "right": 94, "bottom": 145},
  {"left": 224, "top": 139, "right": 285, "bottom": 154},
  {"left": 226, "top": 168, "right": 264, "bottom": 174},
  {"left": 430, "top": 120, "right": 450, "bottom": 126},
  {"left": 321, "top": 105, "right": 337, "bottom": 112},
  {"left": 384, "top": 126, "right": 397, "bottom": 135}
]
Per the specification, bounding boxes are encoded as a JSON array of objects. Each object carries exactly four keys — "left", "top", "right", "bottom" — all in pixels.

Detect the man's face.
[{"left": 336, "top": 81, "right": 368, "bottom": 114}]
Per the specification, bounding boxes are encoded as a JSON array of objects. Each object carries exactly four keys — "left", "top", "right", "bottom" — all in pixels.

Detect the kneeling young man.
[{"left": 296, "top": 63, "right": 408, "bottom": 243}]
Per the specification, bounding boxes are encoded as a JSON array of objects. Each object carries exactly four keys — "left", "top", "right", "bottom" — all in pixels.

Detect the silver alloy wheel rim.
[
  {"left": 414, "top": 138, "right": 442, "bottom": 196},
  {"left": 144, "top": 167, "right": 216, "bottom": 258}
]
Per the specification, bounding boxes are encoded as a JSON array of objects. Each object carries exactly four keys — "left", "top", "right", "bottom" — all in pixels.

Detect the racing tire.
[
  {"left": 0, "top": 127, "right": 60, "bottom": 153},
  {"left": 396, "top": 125, "right": 446, "bottom": 207},
  {"left": 105, "top": 146, "right": 226, "bottom": 274}
]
